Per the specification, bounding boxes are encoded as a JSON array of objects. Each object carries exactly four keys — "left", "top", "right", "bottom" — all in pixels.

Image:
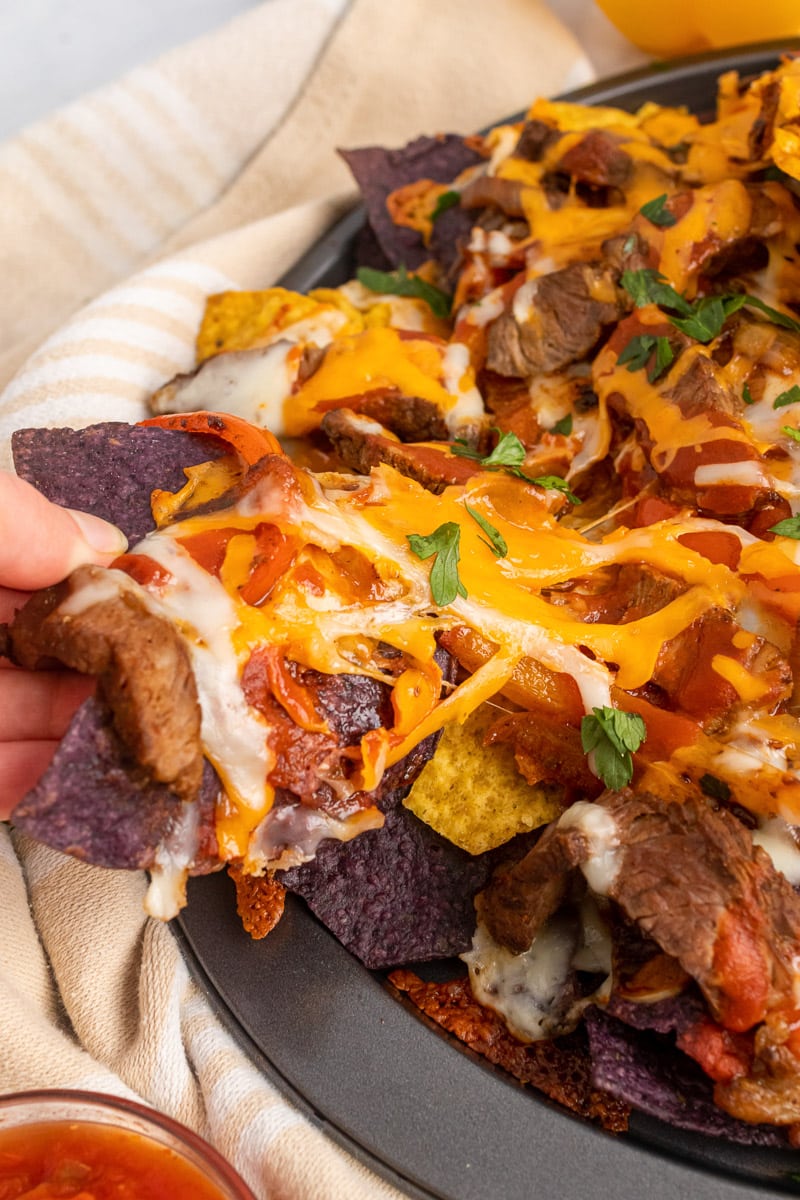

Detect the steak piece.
[
  {"left": 1, "top": 563, "right": 203, "bottom": 800},
  {"left": 475, "top": 819, "right": 590, "bottom": 955},
  {"left": 557, "top": 130, "right": 633, "bottom": 190},
  {"left": 480, "top": 786, "right": 800, "bottom": 1034},
  {"left": 486, "top": 262, "right": 625, "bottom": 377},
  {"left": 320, "top": 408, "right": 478, "bottom": 493}
]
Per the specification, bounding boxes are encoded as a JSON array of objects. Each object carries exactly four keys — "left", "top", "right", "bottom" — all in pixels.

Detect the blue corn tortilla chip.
[
  {"left": 585, "top": 1007, "right": 786, "bottom": 1146},
  {"left": 279, "top": 803, "right": 494, "bottom": 969},
  {"left": 12, "top": 422, "right": 224, "bottom": 545},
  {"left": 13, "top": 696, "right": 219, "bottom": 872},
  {"left": 340, "top": 135, "right": 483, "bottom": 271},
  {"left": 605, "top": 989, "right": 707, "bottom": 1037}
]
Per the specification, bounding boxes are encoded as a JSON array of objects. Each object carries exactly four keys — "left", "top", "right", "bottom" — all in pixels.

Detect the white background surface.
[{"left": 0, "top": 0, "right": 645, "bottom": 143}]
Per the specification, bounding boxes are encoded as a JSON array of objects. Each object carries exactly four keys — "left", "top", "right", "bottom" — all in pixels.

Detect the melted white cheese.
[
  {"left": 753, "top": 818, "right": 800, "bottom": 884},
  {"left": 558, "top": 802, "right": 621, "bottom": 895},
  {"left": 155, "top": 341, "right": 299, "bottom": 434}
]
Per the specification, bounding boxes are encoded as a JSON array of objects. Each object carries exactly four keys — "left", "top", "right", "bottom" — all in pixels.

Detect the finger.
[
  {"left": 0, "top": 670, "right": 94, "bottom": 740},
  {"left": 0, "top": 741, "right": 60, "bottom": 820},
  {"left": 0, "top": 472, "right": 127, "bottom": 591}
]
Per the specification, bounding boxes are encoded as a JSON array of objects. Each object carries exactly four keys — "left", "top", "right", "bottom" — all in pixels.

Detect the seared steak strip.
[{"left": 1, "top": 563, "right": 203, "bottom": 800}]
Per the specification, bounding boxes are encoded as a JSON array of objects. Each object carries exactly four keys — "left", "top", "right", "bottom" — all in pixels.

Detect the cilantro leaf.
[
  {"left": 639, "top": 193, "right": 677, "bottom": 227},
  {"left": 617, "top": 333, "right": 674, "bottom": 382},
  {"left": 451, "top": 430, "right": 526, "bottom": 466},
  {"left": 620, "top": 268, "right": 693, "bottom": 315},
  {"left": 773, "top": 385, "right": 800, "bottom": 409},
  {"left": 357, "top": 265, "right": 452, "bottom": 318},
  {"left": 783, "top": 426, "right": 800, "bottom": 442},
  {"left": 622, "top": 234, "right": 637, "bottom": 255},
  {"left": 670, "top": 294, "right": 746, "bottom": 343},
  {"left": 527, "top": 474, "right": 581, "bottom": 505},
  {"left": 481, "top": 430, "right": 527, "bottom": 468},
  {"left": 580, "top": 707, "right": 647, "bottom": 791},
  {"left": 407, "top": 522, "right": 466, "bottom": 605},
  {"left": 699, "top": 773, "right": 731, "bottom": 802},
  {"left": 431, "top": 189, "right": 460, "bottom": 221},
  {"left": 742, "top": 294, "right": 800, "bottom": 333},
  {"left": 550, "top": 413, "right": 573, "bottom": 436},
  {"left": 769, "top": 515, "right": 800, "bottom": 538},
  {"left": 465, "top": 502, "right": 508, "bottom": 557},
  {"left": 743, "top": 382, "right": 756, "bottom": 406}
]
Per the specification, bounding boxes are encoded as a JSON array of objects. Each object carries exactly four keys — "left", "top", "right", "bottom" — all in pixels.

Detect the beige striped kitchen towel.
[{"left": 0, "top": 2, "right": 592, "bottom": 1197}]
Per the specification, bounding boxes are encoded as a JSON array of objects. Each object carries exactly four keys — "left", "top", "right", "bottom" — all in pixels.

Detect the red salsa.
[{"left": 0, "top": 1121, "right": 233, "bottom": 1200}]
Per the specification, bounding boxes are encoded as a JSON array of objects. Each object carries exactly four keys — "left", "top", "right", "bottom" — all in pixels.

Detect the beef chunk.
[
  {"left": 513, "top": 119, "right": 561, "bottom": 163},
  {"left": 315, "top": 388, "right": 449, "bottom": 442},
  {"left": 320, "top": 408, "right": 478, "bottom": 492},
  {"left": 476, "top": 820, "right": 590, "bottom": 955},
  {"left": 665, "top": 353, "right": 741, "bottom": 420},
  {"left": 2, "top": 564, "right": 203, "bottom": 800},
  {"left": 486, "top": 262, "right": 625, "bottom": 377},
  {"left": 556, "top": 130, "right": 633, "bottom": 189}
]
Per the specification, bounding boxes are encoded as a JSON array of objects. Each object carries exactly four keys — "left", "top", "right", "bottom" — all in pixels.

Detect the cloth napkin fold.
[{"left": 0, "top": 2, "right": 593, "bottom": 1196}]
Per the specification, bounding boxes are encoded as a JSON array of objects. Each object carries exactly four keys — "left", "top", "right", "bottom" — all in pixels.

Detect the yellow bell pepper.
[{"left": 595, "top": 0, "right": 800, "bottom": 57}]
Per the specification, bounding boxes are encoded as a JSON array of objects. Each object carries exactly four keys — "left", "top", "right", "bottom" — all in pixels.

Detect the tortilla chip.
[
  {"left": 585, "top": 1008, "right": 785, "bottom": 1145},
  {"left": 196, "top": 287, "right": 362, "bottom": 361},
  {"left": 390, "top": 971, "right": 629, "bottom": 1133},
  {"left": 12, "top": 423, "right": 225, "bottom": 546},
  {"left": 403, "top": 705, "right": 562, "bottom": 855},
  {"left": 279, "top": 805, "right": 494, "bottom": 968},
  {"left": 228, "top": 864, "right": 286, "bottom": 939},
  {"left": 12, "top": 697, "right": 219, "bottom": 872},
  {"left": 340, "top": 135, "right": 482, "bottom": 271}
]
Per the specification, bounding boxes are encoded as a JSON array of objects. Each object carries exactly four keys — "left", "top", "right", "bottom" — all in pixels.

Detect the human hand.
[{"left": 0, "top": 472, "right": 127, "bottom": 819}]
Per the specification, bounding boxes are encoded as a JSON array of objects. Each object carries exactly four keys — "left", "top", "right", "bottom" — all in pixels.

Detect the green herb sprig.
[
  {"left": 581, "top": 707, "right": 647, "bottom": 790},
  {"left": 407, "top": 522, "right": 466, "bottom": 605},
  {"left": 357, "top": 265, "right": 452, "bottom": 318},
  {"left": 452, "top": 430, "right": 580, "bottom": 503}
]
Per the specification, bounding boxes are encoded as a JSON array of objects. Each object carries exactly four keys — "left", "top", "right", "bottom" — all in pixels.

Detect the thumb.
[{"left": 0, "top": 471, "right": 128, "bottom": 591}]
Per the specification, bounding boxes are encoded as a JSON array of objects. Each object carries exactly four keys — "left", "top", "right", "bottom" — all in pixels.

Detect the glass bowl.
[{"left": 0, "top": 1089, "right": 256, "bottom": 1200}]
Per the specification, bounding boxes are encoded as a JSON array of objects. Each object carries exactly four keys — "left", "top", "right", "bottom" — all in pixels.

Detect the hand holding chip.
[{"left": 0, "top": 472, "right": 127, "bottom": 818}]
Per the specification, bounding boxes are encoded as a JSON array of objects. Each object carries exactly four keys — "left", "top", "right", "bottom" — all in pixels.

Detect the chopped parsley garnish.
[
  {"left": 581, "top": 707, "right": 647, "bottom": 791},
  {"left": 620, "top": 267, "right": 800, "bottom": 345},
  {"left": 783, "top": 426, "right": 800, "bottom": 442},
  {"left": 743, "top": 382, "right": 756, "bottom": 406},
  {"left": 773, "top": 385, "right": 800, "bottom": 409},
  {"left": 669, "top": 294, "right": 747, "bottom": 343},
  {"left": 431, "top": 189, "right": 460, "bottom": 221},
  {"left": 639, "top": 193, "right": 677, "bottom": 227},
  {"left": 550, "top": 413, "right": 573, "bottom": 436},
  {"left": 465, "top": 502, "right": 508, "bottom": 557},
  {"left": 699, "top": 773, "right": 731, "bottom": 802},
  {"left": 453, "top": 431, "right": 579, "bottom": 502},
  {"left": 528, "top": 474, "right": 581, "bottom": 505},
  {"left": 452, "top": 429, "right": 527, "bottom": 468},
  {"left": 356, "top": 265, "right": 452, "bottom": 318},
  {"left": 617, "top": 333, "right": 674, "bottom": 382},
  {"left": 769, "top": 515, "right": 800, "bottom": 538},
  {"left": 407, "top": 522, "right": 466, "bottom": 605},
  {"left": 620, "top": 268, "right": 691, "bottom": 315}
]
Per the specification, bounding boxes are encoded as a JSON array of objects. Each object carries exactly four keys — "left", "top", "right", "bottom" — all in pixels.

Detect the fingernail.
[{"left": 68, "top": 509, "right": 129, "bottom": 555}]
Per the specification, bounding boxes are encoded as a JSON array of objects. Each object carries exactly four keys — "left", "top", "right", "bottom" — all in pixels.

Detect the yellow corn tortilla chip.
[
  {"left": 404, "top": 705, "right": 561, "bottom": 855},
  {"left": 196, "top": 287, "right": 364, "bottom": 361}
]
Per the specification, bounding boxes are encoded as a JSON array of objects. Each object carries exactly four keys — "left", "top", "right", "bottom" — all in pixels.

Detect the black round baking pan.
[{"left": 176, "top": 41, "right": 800, "bottom": 1200}]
